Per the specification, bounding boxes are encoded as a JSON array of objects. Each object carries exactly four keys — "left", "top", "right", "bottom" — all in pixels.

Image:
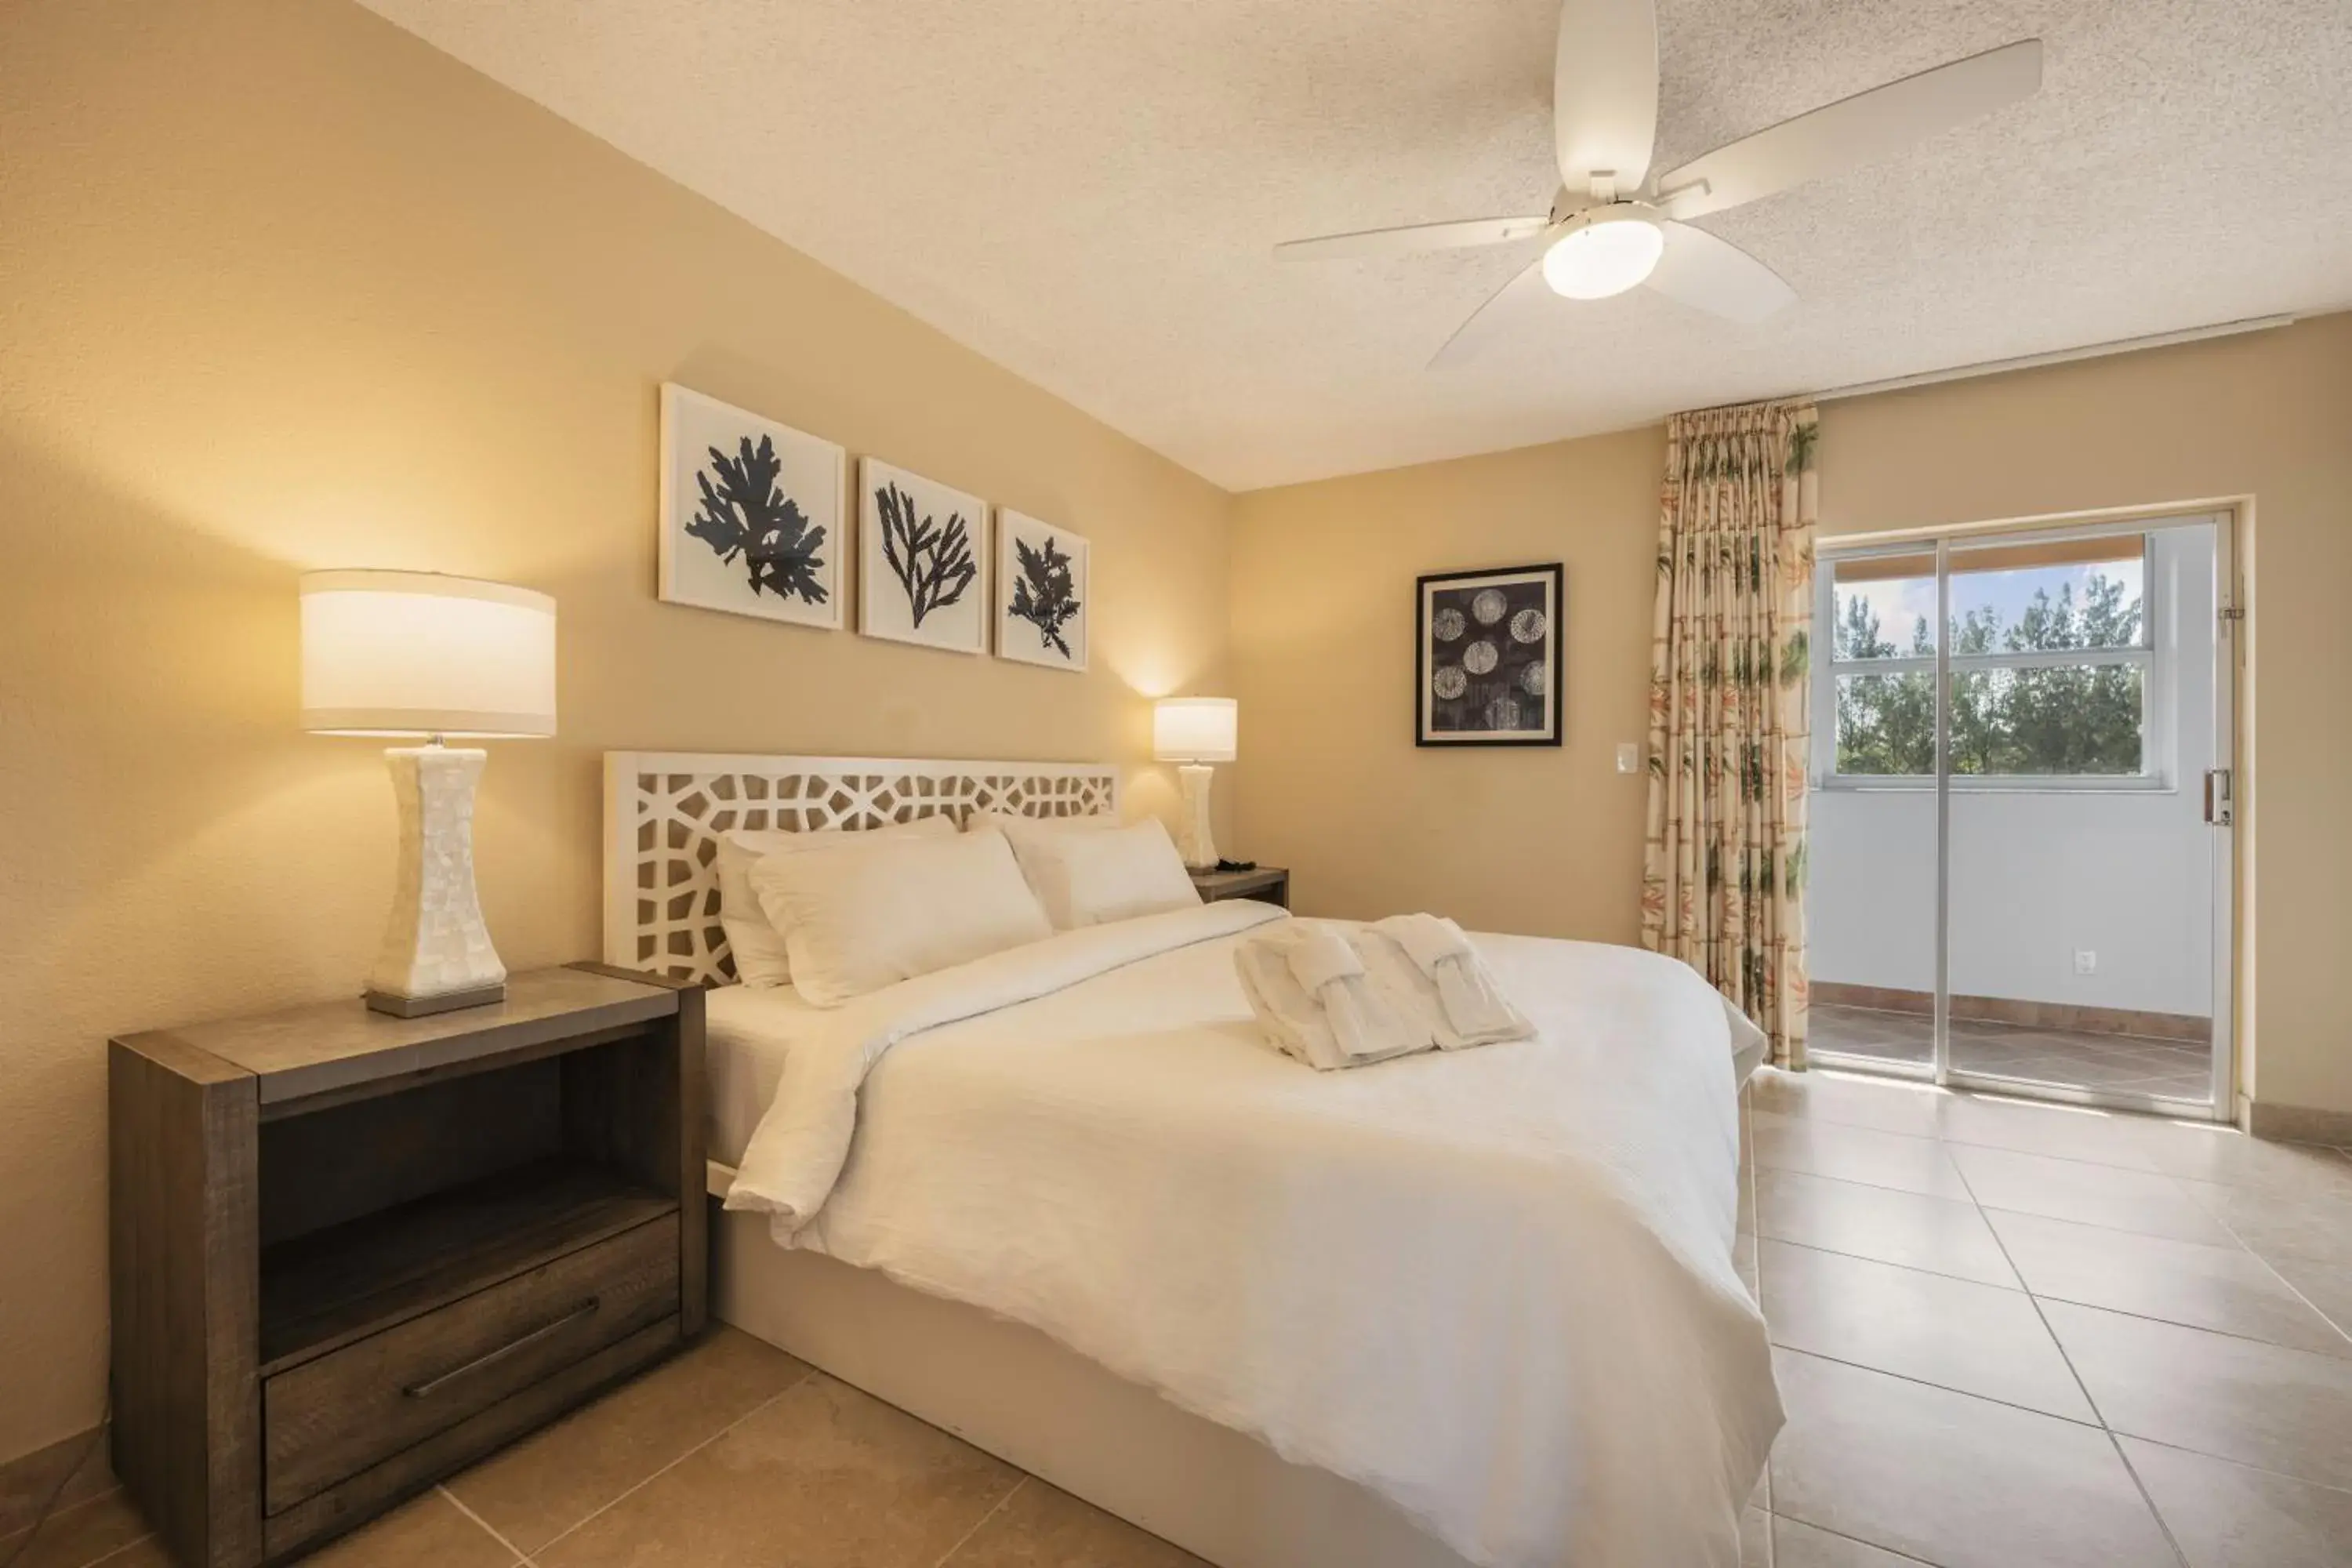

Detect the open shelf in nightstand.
[{"left": 259, "top": 1156, "right": 675, "bottom": 1374}]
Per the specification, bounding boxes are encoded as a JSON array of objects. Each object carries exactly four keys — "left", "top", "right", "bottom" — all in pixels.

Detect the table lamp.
[
  {"left": 1153, "top": 696, "right": 1237, "bottom": 871},
  {"left": 300, "top": 570, "right": 557, "bottom": 1016}
]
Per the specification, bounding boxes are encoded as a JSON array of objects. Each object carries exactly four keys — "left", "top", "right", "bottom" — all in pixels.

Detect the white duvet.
[{"left": 724, "top": 902, "right": 1780, "bottom": 1568}]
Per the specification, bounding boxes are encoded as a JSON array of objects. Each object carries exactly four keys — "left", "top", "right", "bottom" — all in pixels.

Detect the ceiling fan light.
[{"left": 1541, "top": 213, "right": 1665, "bottom": 299}]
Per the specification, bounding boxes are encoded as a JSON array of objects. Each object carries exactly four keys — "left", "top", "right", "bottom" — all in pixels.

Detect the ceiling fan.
[{"left": 1277, "top": 0, "right": 2043, "bottom": 365}]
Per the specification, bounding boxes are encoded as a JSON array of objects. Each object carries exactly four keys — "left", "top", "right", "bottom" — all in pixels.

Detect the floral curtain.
[{"left": 1640, "top": 399, "right": 1818, "bottom": 1069}]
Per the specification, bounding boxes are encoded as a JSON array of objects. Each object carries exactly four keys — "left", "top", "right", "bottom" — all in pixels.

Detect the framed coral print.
[
  {"left": 995, "top": 510, "right": 1087, "bottom": 671},
  {"left": 858, "top": 457, "right": 989, "bottom": 654},
  {"left": 1416, "top": 563, "right": 1563, "bottom": 746},
  {"left": 658, "top": 383, "right": 844, "bottom": 630}
]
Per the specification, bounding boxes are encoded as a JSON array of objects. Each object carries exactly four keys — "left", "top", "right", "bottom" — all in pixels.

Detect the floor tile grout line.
[
  {"left": 1755, "top": 1220, "right": 2352, "bottom": 1364},
  {"left": 1768, "top": 1511, "right": 1944, "bottom": 1566},
  {"left": 1948, "top": 1148, "right": 2194, "bottom": 1568},
  {"left": 1769, "top": 1344, "right": 2111, "bottom": 1434},
  {"left": 1758, "top": 1124, "right": 2325, "bottom": 1260},
  {"left": 438, "top": 1483, "right": 540, "bottom": 1568},
  {"left": 2103, "top": 1431, "right": 2194, "bottom": 1568},
  {"left": 526, "top": 1364, "right": 817, "bottom": 1560},
  {"left": 2191, "top": 1203, "right": 2352, "bottom": 1351},
  {"left": 1746, "top": 1229, "right": 2027, "bottom": 1295},
  {"left": 0, "top": 1491, "right": 147, "bottom": 1568},
  {"left": 1999, "top": 1281, "right": 2352, "bottom": 1361},
  {"left": 70, "top": 1537, "right": 160, "bottom": 1568},
  {"left": 2119, "top": 1431, "right": 2352, "bottom": 1498},
  {"left": 931, "top": 1475, "right": 1027, "bottom": 1568}
]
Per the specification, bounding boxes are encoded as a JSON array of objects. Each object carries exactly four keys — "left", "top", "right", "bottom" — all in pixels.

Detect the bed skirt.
[{"left": 708, "top": 1177, "right": 1474, "bottom": 1568}]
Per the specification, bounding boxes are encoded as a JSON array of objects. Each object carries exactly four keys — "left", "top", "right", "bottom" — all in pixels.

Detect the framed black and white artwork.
[
  {"left": 995, "top": 510, "right": 1087, "bottom": 671},
  {"left": 858, "top": 459, "right": 989, "bottom": 653},
  {"left": 658, "top": 383, "right": 844, "bottom": 630},
  {"left": 1416, "top": 563, "right": 1563, "bottom": 746}
]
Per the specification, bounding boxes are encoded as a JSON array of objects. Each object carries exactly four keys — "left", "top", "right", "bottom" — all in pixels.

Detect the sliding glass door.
[{"left": 1808, "top": 515, "right": 2234, "bottom": 1116}]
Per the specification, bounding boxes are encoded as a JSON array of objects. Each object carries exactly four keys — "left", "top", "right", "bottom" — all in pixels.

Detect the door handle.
[{"left": 2203, "top": 768, "right": 2234, "bottom": 826}]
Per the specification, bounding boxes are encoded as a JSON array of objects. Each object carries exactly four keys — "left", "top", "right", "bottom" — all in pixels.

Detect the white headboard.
[{"left": 603, "top": 751, "right": 1120, "bottom": 984}]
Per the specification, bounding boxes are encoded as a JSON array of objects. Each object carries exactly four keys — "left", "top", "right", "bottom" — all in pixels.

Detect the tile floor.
[
  {"left": 11, "top": 1070, "right": 2350, "bottom": 1568},
  {"left": 1812, "top": 1003, "right": 2216, "bottom": 1102}
]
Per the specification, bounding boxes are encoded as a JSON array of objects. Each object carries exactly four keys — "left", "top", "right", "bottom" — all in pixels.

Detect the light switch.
[{"left": 1616, "top": 742, "right": 1642, "bottom": 775}]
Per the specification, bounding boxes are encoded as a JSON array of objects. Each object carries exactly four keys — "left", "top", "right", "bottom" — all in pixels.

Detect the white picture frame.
[
  {"left": 858, "top": 458, "right": 989, "bottom": 654},
  {"left": 658, "top": 383, "right": 845, "bottom": 630},
  {"left": 994, "top": 511, "right": 1088, "bottom": 672}
]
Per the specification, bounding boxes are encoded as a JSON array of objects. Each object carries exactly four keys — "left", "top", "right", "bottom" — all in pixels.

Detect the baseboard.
[
  {"left": 2245, "top": 1099, "right": 2352, "bottom": 1147},
  {"left": 1812, "top": 982, "right": 2210, "bottom": 1044},
  {"left": 0, "top": 1423, "right": 113, "bottom": 1544}
]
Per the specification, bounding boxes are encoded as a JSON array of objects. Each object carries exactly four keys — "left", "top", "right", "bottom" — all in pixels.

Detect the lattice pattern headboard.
[{"left": 603, "top": 752, "right": 1120, "bottom": 984}]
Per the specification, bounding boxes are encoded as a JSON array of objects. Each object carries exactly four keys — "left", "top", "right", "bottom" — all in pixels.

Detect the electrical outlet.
[
  {"left": 1616, "top": 742, "right": 1641, "bottom": 775},
  {"left": 2074, "top": 950, "right": 2097, "bottom": 975}
]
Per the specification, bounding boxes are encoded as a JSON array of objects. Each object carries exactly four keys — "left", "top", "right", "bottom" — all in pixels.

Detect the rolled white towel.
[
  {"left": 1370, "top": 913, "right": 1534, "bottom": 1048},
  {"left": 1282, "top": 927, "right": 1364, "bottom": 994},
  {"left": 1234, "top": 924, "right": 1431, "bottom": 1070},
  {"left": 1379, "top": 912, "right": 1473, "bottom": 971}
]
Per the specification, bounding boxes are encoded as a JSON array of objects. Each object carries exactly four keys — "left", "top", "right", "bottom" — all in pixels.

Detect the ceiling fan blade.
[
  {"left": 1276, "top": 215, "right": 1554, "bottom": 260},
  {"left": 1554, "top": 0, "right": 1660, "bottom": 194},
  {"left": 1655, "top": 38, "right": 2042, "bottom": 222},
  {"left": 1429, "top": 252, "right": 1558, "bottom": 368},
  {"left": 1645, "top": 222, "right": 1796, "bottom": 323}
]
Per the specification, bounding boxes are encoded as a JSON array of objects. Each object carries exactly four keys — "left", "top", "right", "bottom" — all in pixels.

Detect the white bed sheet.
[
  {"left": 706, "top": 906, "right": 1780, "bottom": 1568},
  {"left": 708, "top": 981, "right": 823, "bottom": 1167}
]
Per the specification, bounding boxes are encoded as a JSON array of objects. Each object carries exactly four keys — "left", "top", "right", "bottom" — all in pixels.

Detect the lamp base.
[
  {"left": 364, "top": 982, "right": 507, "bottom": 1018},
  {"left": 366, "top": 743, "right": 509, "bottom": 1016},
  {"left": 1175, "top": 763, "right": 1218, "bottom": 871}
]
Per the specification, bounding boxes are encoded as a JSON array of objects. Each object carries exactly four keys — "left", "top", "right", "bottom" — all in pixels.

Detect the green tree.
[
  {"left": 1833, "top": 596, "right": 1935, "bottom": 774},
  {"left": 1836, "top": 571, "right": 2143, "bottom": 777}
]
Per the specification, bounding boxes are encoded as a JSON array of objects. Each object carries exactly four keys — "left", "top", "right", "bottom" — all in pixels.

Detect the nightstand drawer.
[{"left": 262, "top": 1211, "right": 680, "bottom": 1514}]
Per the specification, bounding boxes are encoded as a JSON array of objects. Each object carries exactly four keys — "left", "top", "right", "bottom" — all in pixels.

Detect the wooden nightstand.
[
  {"left": 108, "top": 964, "right": 704, "bottom": 1567},
  {"left": 1189, "top": 866, "right": 1290, "bottom": 909}
]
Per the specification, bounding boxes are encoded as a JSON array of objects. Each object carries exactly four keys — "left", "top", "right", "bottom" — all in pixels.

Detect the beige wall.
[
  {"left": 1234, "top": 312, "right": 2352, "bottom": 1120},
  {"left": 1231, "top": 427, "right": 1668, "bottom": 948},
  {"left": 0, "top": 0, "right": 1234, "bottom": 1461}
]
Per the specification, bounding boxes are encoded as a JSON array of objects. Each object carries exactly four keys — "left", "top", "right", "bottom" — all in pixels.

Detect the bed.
[{"left": 604, "top": 752, "right": 1780, "bottom": 1568}]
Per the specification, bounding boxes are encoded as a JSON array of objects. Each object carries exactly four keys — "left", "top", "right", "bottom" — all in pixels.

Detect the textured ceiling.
[{"left": 358, "top": 0, "right": 2352, "bottom": 490}]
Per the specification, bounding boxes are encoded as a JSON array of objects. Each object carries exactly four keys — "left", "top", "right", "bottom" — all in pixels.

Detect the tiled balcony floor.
[{"left": 1813, "top": 1004, "right": 2214, "bottom": 1102}]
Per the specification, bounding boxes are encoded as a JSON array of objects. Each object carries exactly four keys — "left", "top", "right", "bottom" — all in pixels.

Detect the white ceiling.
[{"left": 360, "top": 0, "right": 2352, "bottom": 491}]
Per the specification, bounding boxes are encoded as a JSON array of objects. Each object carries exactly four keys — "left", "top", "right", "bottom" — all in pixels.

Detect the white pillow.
[
  {"left": 994, "top": 817, "right": 1201, "bottom": 931},
  {"left": 751, "top": 829, "right": 1053, "bottom": 1007},
  {"left": 965, "top": 809, "right": 1117, "bottom": 929},
  {"left": 716, "top": 815, "right": 956, "bottom": 987}
]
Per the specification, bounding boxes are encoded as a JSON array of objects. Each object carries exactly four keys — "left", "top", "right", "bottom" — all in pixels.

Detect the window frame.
[{"left": 1813, "top": 528, "right": 2171, "bottom": 793}]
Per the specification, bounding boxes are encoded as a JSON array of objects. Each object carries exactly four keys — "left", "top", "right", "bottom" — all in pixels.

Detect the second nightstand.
[{"left": 1189, "top": 865, "right": 1290, "bottom": 909}]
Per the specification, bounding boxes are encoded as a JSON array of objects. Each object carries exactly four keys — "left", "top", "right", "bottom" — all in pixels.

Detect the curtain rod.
[{"left": 1814, "top": 314, "right": 2297, "bottom": 403}]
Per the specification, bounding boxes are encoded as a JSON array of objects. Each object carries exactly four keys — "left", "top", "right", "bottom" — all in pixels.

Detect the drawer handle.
[{"left": 402, "top": 1297, "right": 601, "bottom": 1399}]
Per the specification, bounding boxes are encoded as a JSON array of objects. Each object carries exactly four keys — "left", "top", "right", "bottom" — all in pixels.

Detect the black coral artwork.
[
  {"left": 995, "top": 510, "right": 1088, "bottom": 670},
  {"left": 689, "top": 434, "right": 829, "bottom": 605},
  {"left": 874, "top": 482, "right": 977, "bottom": 627},
  {"left": 659, "top": 384, "right": 844, "bottom": 630},
  {"left": 858, "top": 459, "right": 990, "bottom": 653},
  {"left": 1009, "top": 536, "right": 1079, "bottom": 655}
]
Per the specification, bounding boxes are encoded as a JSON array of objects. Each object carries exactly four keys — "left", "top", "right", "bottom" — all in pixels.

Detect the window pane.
[
  {"left": 1835, "top": 671, "right": 1936, "bottom": 775},
  {"left": 1831, "top": 553, "right": 1936, "bottom": 660},
  {"left": 1949, "top": 664, "right": 2146, "bottom": 775},
  {"left": 1949, "top": 536, "right": 2145, "bottom": 654}
]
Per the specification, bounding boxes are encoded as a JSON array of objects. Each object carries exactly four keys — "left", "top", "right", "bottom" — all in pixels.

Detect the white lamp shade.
[
  {"left": 300, "top": 570, "right": 557, "bottom": 737},
  {"left": 1153, "top": 697, "right": 1237, "bottom": 764}
]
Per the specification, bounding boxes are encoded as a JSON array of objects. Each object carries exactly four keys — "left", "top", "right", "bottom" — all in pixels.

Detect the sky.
[{"left": 1836, "top": 559, "right": 2143, "bottom": 655}]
